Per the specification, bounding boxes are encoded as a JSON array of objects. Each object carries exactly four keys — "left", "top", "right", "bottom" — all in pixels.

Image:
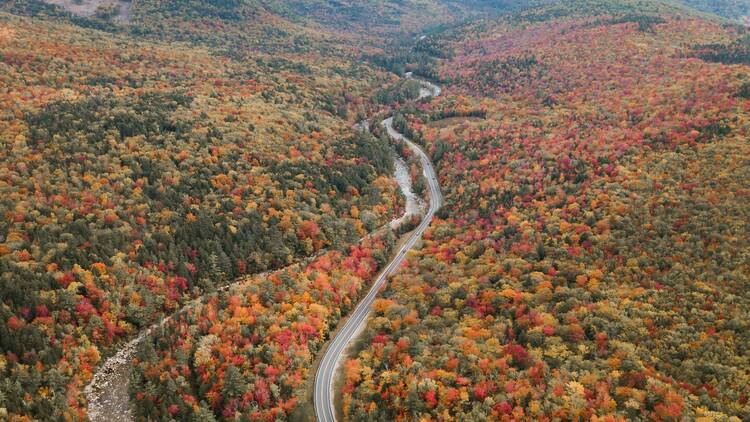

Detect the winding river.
[
  {"left": 84, "top": 77, "right": 442, "bottom": 422},
  {"left": 314, "top": 77, "right": 442, "bottom": 422}
]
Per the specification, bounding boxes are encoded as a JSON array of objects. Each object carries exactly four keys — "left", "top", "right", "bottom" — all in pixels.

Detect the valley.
[
  {"left": 315, "top": 79, "right": 444, "bottom": 422},
  {"left": 0, "top": 1, "right": 749, "bottom": 421}
]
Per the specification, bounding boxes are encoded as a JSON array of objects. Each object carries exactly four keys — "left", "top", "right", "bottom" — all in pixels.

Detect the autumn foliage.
[
  {"left": 342, "top": 5, "right": 750, "bottom": 421},
  {"left": 2, "top": 1, "right": 750, "bottom": 421},
  {"left": 129, "top": 232, "right": 396, "bottom": 420},
  {"left": 0, "top": 8, "right": 400, "bottom": 421}
]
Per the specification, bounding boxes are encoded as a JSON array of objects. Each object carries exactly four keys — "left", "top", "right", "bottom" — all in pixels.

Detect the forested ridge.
[
  {"left": 1, "top": 0, "right": 749, "bottom": 421},
  {"left": 0, "top": 7, "right": 404, "bottom": 421},
  {"left": 341, "top": 2, "right": 750, "bottom": 421},
  {"left": 130, "top": 229, "right": 399, "bottom": 421}
]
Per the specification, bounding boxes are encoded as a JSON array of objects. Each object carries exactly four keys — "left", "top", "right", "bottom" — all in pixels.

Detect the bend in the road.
[
  {"left": 87, "top": 77, "right": 442, "bottom": 422},
  {"left": 314, "top": 80, "right": 442, "bottom": 422}
]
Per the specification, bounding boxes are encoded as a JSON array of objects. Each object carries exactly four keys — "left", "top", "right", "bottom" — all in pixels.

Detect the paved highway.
[
  {"left": 314, "top": 80, "right": 442, "bottom": 422},
  {"left": 87, "top": 78, "right": 442, "bottom": 422}
]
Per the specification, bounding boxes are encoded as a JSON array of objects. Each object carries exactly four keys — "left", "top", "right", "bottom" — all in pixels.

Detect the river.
[{"left": 85, "top": 78, "right": 442, "bottom": 422}]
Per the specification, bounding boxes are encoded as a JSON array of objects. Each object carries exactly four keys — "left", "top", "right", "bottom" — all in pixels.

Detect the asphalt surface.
[
  {"left": 87, "top": 79, "right": 442, "bottom": 422},
  {"left": 314, "top": 81, "right": 442, "bottom": 422}
]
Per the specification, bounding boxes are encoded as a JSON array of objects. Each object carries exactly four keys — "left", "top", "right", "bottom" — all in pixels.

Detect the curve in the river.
[
  {"left": 85, "top": 79, "right": 441, "bottom": 422},
  {"left": 314, "top": 78, "right": 442, "bottom": 422}
]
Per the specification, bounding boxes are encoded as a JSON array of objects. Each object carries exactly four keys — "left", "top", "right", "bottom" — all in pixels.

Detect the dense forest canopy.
[
  {"left": 0, "top": 2, "right": 405, "bottom": 419},
  {"left": 341, "top": 3, "right": 750, "bottom": 421},
  {"left": 0, "top": 0, "right": 749, "bottom": 421}
]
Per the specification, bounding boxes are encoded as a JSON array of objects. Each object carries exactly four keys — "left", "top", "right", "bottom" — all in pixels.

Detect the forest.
[
  {"left": 129, "top": 230, "right": 397, "bottom": 421},
  {"left": 1, "top": 0, "right": 749, "bottom": 421},
  {"left": 0, "top": 5, "right": 404, "bottom": 420},
  {"left": 341, "top": 3, "right": 750, "bottom": 421}
]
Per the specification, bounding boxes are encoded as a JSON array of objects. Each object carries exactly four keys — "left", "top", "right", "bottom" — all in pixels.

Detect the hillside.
[
  {"left": 1, "top": 0, "right": 749, "bottom": 421},
  {"left": 0, "top": 5, "right": 403, "bottom": 421},
  {"left": 0, "top": 1, "right": 524, "bottom": 421},
  {"left": 341, "top": 2, "right": 750, "bottom": 421}
]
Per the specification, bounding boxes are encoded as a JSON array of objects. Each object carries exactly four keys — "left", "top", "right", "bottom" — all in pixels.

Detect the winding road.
[
  {"left": 85, "top": 78, "right": 442, "bottom": 422},
  {"left": 314, "top": 79, "right": 442, "bottom": 422}
]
